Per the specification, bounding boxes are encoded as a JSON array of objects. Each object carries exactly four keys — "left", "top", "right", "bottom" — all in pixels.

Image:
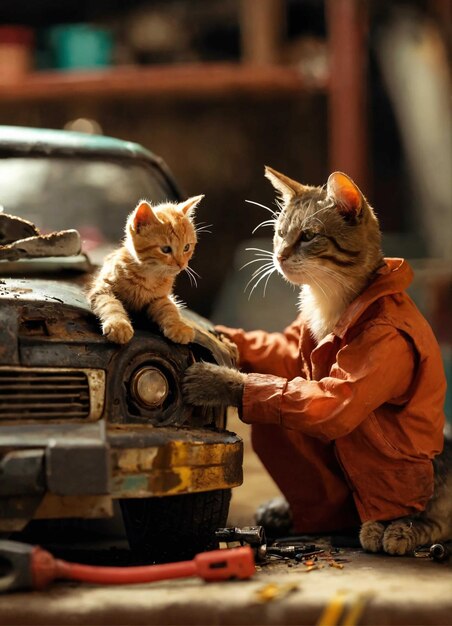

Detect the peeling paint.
[{"left": 117, "top": 448, "right": 159, "bottom": 472}]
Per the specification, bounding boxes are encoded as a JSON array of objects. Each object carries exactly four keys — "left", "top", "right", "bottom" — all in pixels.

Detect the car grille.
[{"left": 0, "top": 368, "right": 102, "bottom": 420}]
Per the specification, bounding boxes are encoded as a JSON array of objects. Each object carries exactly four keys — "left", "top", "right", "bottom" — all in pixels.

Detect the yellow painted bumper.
[{"left": 108, "top": 425, "right": 243, "bottom": 498}]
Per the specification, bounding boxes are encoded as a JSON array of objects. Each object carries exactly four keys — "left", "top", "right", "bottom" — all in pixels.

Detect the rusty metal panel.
[
  {"left": 0, "top": 278, "right": 93, "bottom": 314},
  {"left": 0, "top": 302, "right": 19, "bottom": 365},
  {"left": 110, "top": 427, "right": 243, "bottom": 498}
]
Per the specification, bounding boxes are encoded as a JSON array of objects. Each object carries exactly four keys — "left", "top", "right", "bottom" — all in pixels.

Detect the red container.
[{"left": 0, "top": 25, "right": 34, "bottom": 83}]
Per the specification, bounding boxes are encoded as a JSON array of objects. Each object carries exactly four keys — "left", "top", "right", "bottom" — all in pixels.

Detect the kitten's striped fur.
[{"left": 88, "top": 195, "right": 203, "bottom": 344}]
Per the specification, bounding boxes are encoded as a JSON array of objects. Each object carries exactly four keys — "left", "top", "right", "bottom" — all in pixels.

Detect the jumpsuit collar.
[{"left": 333, "top": 258, "right": 414, "bottom": 338}]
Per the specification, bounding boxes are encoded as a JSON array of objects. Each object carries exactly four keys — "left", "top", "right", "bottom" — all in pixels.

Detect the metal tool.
[
  {"left": 0, "top": 540, "right": 255, "bottom": 592},
  {"left": 215, "top": 526, "right": 266, "bottom": 547},
  {"left": 215, "top": 526, "right": 322, "bottom": 562},
  {"left": 429, "top": 543, "right": 451, "bottom": 562}
]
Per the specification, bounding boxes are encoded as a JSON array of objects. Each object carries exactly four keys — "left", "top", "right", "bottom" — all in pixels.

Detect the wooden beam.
[
  {"left": 240, "top": 0, "right": 286, "bottom": 65},
  {"left": 326, "top": 0, "right": 369, "bottom": 190},
  {"left": 0, "top": 63, "right": 327, "bottom": 103}
]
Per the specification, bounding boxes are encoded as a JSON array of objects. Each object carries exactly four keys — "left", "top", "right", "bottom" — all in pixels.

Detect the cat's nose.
[{"left": 277, "top": 246, "right": 291, "bottom": 263}]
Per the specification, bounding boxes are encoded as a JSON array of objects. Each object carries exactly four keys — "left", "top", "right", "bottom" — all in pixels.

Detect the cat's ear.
[
  {"left": 327, "top": 172, "right": 363, "bottom": 219},
  {"left": 178, "top": 194, "right": 204, "bottom": 218},
  {"left": 264, "top": 166, "right": 309, "bottom": 202},
  {"left": 132, "top": 201, "right": 161, "bottom": 232}
]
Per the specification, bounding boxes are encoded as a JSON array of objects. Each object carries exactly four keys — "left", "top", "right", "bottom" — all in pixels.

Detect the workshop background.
[{"left": 0, "top": 0, "right": 450, "bottom": 418}]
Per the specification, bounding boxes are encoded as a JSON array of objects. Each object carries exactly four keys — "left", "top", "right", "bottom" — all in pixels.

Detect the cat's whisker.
[
  {"left": 316, "top": 264, "right": 359, "bottom": 295},
  {"left": 308, "top": 275, "right": 329, "bottom": 300},
  {"left": 187, "top": 266, "right": 201, "bottom": 278},
  {"left": 251, "top": 263, "right": 274, "bottom": 279},
  {"left": 248, "top": 267, "right": 277, "bottom": 299},
  {"left": 240, "top": 257, "right": 274, "bottom": 270},
  {"left": 245, "top": 199, "right": 278, "bottom": 217},
  {"left": 252, "top": 219, "right": 277, "bottom": 234},
  {"left": 195, "top": 223, "right": 213, "bottom": 236},
  {"left": 184, "top": 266, "right": 199, "bottom": 288},
  {"left": 263, "top": 268, "right": 276, "bottom": 296},
  {"left": 245, "top": 247, "right": 273, "bottom": 256},
  {"left": 299, "top": 263, "right": 330, "bottom": 299},
  {"left": 274, "top": 198, "right": 284, "bottom": 212},
  {"left": 243, "top": 262, "right": 274, "bottom": 293},
  {"left": 184, "top": 269, "right": 196, "bottom": 287}
]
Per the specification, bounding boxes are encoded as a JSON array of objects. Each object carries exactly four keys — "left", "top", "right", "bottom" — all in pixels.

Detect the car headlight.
[{"left": 130, "top": 366, "right": 169, "bottom": 409}]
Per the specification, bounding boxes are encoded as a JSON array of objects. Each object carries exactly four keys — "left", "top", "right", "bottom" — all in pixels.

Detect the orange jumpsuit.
[{"left": 219, "top": 259, "right": 446, "bottom": 532}]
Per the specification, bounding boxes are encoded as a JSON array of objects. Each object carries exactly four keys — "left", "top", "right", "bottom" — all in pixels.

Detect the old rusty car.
[{"left": 0, "top": 125, "right": 242, "bottom": 561}]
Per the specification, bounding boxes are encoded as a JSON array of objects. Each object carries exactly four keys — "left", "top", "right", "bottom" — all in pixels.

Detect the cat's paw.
[
  {"left": 217, "top": 333, "right": 240, "bottom": 362},
  {"left": 382, "top": 520, "right": 417, "bottom": 556},
  {"left": 103, "top": 318, "right": 134, "bottom": 344},
  {"left": 359, "top": 521, "right": 385, "bottom": 553},
  {"left": 183, "top": 362, "right": 245, "bottom": 407},
  {"left": 163, "top": 322, "right": 195, "bottom": 344}
]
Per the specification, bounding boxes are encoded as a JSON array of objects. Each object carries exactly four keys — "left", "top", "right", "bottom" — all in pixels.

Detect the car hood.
[
  {"left": 0, "top": 277, "right": 92, "bottom": 313},
  {"left": 0, "top": 277, "right": 233, "bottom": 367}
]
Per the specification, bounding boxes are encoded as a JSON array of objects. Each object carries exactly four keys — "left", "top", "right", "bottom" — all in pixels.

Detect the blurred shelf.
[{"left": 0, "top": 63, "right": 327, "bottom": 103}]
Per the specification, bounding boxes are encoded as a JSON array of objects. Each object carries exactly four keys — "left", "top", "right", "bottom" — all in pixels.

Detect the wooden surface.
[{"left": 0, "top": 63, "right": 327, "bottom": 103}]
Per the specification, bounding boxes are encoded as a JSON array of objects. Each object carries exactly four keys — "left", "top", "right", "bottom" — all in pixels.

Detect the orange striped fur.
[{"left": 88, "top": 195, "right": 204, "bottom": 344}]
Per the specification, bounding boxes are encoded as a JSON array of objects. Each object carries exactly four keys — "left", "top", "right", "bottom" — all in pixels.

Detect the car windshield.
[{"left": 0, "top": 156, "right": 172, "bottom": 251}]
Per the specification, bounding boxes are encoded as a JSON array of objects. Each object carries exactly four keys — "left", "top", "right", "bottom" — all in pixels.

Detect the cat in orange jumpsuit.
[{"left": 183, "top": 168, "right": 450, "bottom": 555}]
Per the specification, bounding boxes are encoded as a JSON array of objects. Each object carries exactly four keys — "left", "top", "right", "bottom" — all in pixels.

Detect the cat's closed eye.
[{"left": 161, "top": 246, "right": 172, "bottom": 254}]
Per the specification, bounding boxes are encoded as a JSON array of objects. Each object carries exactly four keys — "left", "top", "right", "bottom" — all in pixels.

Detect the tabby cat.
[
  {"left": 88, "top": 195, "right": 203, "bottom": 345},
  {"left": 183, "top": 168, "right": 451, "bottom": 556}
]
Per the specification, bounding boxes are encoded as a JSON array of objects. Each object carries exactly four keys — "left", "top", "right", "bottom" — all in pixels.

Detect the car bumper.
[{"left": 0, "top": 421, "right": 243, "bottom": 531}]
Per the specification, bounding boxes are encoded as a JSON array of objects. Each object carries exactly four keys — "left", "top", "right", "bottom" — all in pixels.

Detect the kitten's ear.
[
  {"left": 327, "top": 172, "right": 363, "bottom": 219},
  {"left": 132, "top": 201, "right": 161, "bottom": 232},
  {"left": 264, "top": 166, "right": 309, "bottom": 202},
  {"left": 178, "top": 194, "right": 204, "bottom": 217}
]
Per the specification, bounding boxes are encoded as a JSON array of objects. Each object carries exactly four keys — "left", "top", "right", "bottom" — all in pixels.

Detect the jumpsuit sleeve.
[
  {"left": 215, "top": 318, "right": 303, "bottom": 378},
  {"left": 241, "top": 324, "right": 417, "bottom": 441}
]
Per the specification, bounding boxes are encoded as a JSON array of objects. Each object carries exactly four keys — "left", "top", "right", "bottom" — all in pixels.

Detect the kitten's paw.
[
  {"left": 103, "top": 318, "right": 134, "bottom": 344},
  {"left": 359, "top": 521, "right": 385, "bottom": 553},
  {"left": 382, "top": 520, "right": 417, "bottom": 556},
  {"left": 183, "top": 362, "right": 245, "bottom": 407},
  {"left": 163, "top": 322, "right": 195, "bottom": 344}
]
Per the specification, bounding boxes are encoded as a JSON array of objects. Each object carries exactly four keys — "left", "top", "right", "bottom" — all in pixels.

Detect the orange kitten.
[{"left": 88, "top": 195, "right": 203, "bottom": 344}]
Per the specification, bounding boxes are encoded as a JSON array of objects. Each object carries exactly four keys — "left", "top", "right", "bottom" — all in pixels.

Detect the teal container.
[{"left": 48, "top": 24, "right": 113, "bottom": 70}]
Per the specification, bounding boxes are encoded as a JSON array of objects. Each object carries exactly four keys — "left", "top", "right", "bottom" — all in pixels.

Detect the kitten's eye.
[
  {"left": 183, "top": 243, "right": 190, "bottom": 252},
  {"left": 300, "top": 231, "right": 316, "bottom": 242},
  {"left": 277, "top": 229, "right": 284, "bottom": 238},
  {"left": 161, "top": 246, "right": 172, "bottom": 254}
]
